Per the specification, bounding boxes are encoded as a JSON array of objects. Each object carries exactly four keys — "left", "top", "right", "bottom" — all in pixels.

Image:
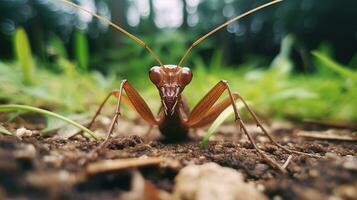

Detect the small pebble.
[
  {"left": 334, "top": 184, "right": 357, "bottom": 200},
  {"left": 309, "top": 169, "right": 319, "bottom": 177},
  {"left": 15, "top": 128, "right": 33, "bottom": 138},
  {"left": 255, "top": 163, "right": 269, "bottom": 172},
  {"left": 173, "top": 163, "right": 267, "bottom": 200},
  {"left": 257, "top": 184, "right": 265, "bottom": 192},
  {"left": 325, "top": 152, "right": 339, "bottom": 160},
  {"left": 273, "top": 195, "right": 283, "bottom": 200},
  {"left": 215, "top": 144, "right": 223, "bottom": 150},
  {"left": 342, "top": 155, "right": 357, "bottom": 171},
  {"left": 282, "top": 137, "right": 290, "bottom": 143},
  {"left": 257, "top": 136, "right": 268, "bottom": 143},
  {"left": 198, "top": 156, "right": 205, "bottom": 161},
  {"left": 222, "top": 142, "right": 235, "bottom": 148}
]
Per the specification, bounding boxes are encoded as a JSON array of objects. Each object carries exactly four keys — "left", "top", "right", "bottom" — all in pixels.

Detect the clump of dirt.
[{"left": 0, "top": 116, "right": 356, "bottom": 200}]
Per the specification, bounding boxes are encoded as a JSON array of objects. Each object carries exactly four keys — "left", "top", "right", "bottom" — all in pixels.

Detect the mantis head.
[{"left": 149, "top": 65, "right": 192, "bottom": 115}]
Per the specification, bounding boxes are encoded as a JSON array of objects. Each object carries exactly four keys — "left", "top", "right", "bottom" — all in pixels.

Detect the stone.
[
  {"left": 172, "top": 162, "right": 267, "bottom": 200},
  {"left": 15, "top": 127, "right": 33, "bottom": 138}
]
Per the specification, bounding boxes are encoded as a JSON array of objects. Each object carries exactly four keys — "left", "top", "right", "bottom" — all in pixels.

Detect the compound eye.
[
  {"left": 179, "top": 67, "right": 192, "bottom": 85},
  {"left": 149, "top": 66, "right": 163, "bottom": 85}
]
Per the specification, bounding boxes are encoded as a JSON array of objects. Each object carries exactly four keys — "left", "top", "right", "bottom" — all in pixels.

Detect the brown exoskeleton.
[{"left": 60, "top": 0, "right": 319, "bottom": 173}]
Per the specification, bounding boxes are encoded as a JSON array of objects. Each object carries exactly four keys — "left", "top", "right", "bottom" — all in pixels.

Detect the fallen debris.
[
  {"left": 303, "top": 119, "right": 357, "bottom": 130},
  {"left": 296, "top": 129, "right": 357, "bottom": 141},
  {"left": 172, "top": 162, "right": 267, "bottom": 200},
  {"left": 86, "top": 157, "right": 163, "bottom": 175}
]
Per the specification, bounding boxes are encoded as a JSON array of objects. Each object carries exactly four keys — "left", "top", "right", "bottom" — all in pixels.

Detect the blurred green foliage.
[
  {"left": 312, "top": 51, "right": 357, "bottom": 80},
  {"left": 14, "top": 27, "right": 34, "bottom": 85},
  {"left": 0, "top": 0, "right": 356, "bottom": 67},
  {"left": 0, "top": 0, "right": 356, "bottom": 124},
  {"left": 74, "top": 30, "right": 90, "bottom": 70},
  {"left": 0, "top": 27, "right": 356, "bottom": 122},
  {"left": 1, "top": 27, "right": 118, "bottom": 113}
]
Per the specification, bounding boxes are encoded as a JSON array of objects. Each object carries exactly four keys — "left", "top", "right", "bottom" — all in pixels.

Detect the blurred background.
[{"left": 0, "top": 0, "right": 356, "bottom": 124}]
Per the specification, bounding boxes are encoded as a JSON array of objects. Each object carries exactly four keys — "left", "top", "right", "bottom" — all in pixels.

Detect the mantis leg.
[
  {"left": 186, "top": 81, "right": 228, "bottom": 126},
  {"left": 86, "top": 91, "right": 134, "bottom": 130},
  {"left": 70, "top": 90, "right": 131, "bottom": 139},
  {"left": 187, "top": 81, "right": 288, "bottom": 173},
  {"left": 190, "top": 93, "right": 239, "bottom": 128},
  {"left": 92, "top": 80, "right": 158, "bottom": 151},
  {"left": 233, "top": 93, "right": 321, "bottom": 158},
  {"left": 188, "top": 83, "right": 320, "bottom": 158}
]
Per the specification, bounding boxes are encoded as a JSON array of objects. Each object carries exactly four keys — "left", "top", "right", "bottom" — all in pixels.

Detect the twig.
[{"left": 282, "top": 155, "right": 293, "bottom": 169}]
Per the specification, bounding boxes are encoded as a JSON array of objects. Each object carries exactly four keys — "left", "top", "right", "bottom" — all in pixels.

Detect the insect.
[{"left": 60, "top": 0, "right": 319, "bottom": 172}]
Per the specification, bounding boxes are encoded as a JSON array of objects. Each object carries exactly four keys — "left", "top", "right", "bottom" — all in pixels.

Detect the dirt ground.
[{"left": 0, "top": 114, "right": 356, "bottom": 200}]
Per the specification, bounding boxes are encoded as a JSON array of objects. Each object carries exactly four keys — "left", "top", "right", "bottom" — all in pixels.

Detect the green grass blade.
[
  {"left": 0, "top": 104, "right": 99, "bottom": 140},
  {"left": 74, "top": 30, "right": 89, "bottom": 70},
  {"left": 49, "top": 33, "right": 68, "bottom": 59},
  {"left": 14, "top": 27, "right": 34, "bottom": 85},
  {"left": 0, "top": 124, "right": 13, "bottom": 136},
  {"left": 200, "top": 101, "right": 244, "bottom": 149},
  {"left": 312, "top": 51, "right": 357, "bottom": 80}
]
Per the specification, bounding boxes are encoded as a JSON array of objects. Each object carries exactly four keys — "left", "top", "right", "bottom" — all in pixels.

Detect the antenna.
[
  {"left": 59, "top": 0, "right": 163, "bottom": 66},
  {"left": 177, "top": 0, "right": 283, "bottom": 66}
]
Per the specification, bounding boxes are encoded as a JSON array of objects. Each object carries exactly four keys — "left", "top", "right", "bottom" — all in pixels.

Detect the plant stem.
[{"left": 0, "top": 104, "right": 99, "bottom": 140}]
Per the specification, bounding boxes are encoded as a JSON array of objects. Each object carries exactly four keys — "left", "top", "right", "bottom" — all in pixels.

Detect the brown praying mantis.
[{"left": 60, "top": 0, "right": 320, "bottom": 173}]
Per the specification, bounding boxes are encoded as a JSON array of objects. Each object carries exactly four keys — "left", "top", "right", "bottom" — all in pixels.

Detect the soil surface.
[{"left": 0, "top": 114, "right": 356, "bottom": 200}]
